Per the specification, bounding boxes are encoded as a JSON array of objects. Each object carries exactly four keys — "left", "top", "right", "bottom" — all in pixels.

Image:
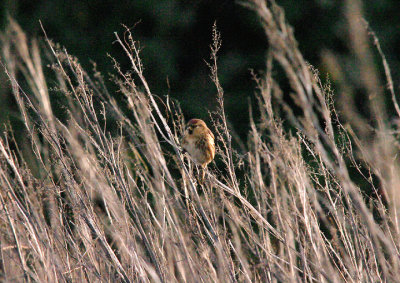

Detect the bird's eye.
[{"left": 188, "top": 128, "right": 193, "bottom": 135}]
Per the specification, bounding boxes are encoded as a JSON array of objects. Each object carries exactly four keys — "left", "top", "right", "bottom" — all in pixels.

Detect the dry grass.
[{"left": 0, "top": 0, "right": 399, "bottom": 282}]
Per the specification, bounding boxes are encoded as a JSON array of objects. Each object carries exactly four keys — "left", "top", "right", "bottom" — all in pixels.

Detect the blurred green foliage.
[{"left": 1, "top": 0, "right": 400, "bottom": 140}]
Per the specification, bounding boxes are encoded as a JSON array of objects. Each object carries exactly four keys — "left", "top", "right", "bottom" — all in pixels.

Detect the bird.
[{"left": 181, "top": 119, "right": 215, "bottom": 184}]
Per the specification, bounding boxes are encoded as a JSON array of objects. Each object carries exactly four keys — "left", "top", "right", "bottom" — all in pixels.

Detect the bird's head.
[{"left": 185, "top": 119, "right": 208, "bottom": 136}]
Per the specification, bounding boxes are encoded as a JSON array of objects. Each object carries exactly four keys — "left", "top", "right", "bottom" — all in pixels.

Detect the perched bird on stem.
[{"left": 181, "top": 119, "right": 215, "bottom": 184}]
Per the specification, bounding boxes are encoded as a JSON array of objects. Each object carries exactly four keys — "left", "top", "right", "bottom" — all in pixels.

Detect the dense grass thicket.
[{"left": 1, "top": 0, "right": 400, "bottom": 282}]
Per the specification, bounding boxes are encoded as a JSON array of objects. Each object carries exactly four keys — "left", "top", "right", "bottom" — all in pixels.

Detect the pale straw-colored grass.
[{"left": 0, "top": 0, "right": 399, "bottom": 282}]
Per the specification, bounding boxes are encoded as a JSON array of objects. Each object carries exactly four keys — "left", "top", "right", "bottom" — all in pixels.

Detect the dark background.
[{"left": 1, "top": 0, "right": 400, "bottom": 140}]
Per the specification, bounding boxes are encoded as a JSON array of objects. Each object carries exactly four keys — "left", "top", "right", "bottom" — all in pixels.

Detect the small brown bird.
[{"left": 181, "top": 119, "right": 215, "bottom": 183}]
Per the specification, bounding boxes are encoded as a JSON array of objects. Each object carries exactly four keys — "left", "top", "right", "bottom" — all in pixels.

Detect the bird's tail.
[{"left": 198, "top": 166, "right": 206, "bottom": 185}]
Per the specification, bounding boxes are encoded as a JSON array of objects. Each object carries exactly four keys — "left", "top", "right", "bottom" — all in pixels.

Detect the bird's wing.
[{"left": 208, "top": 128, "right": 214, "bottom": 140}]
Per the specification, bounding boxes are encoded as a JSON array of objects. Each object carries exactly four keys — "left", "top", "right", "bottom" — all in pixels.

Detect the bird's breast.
[{"left": 183, "top": 136, "right": 214, "bottom": 166}]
